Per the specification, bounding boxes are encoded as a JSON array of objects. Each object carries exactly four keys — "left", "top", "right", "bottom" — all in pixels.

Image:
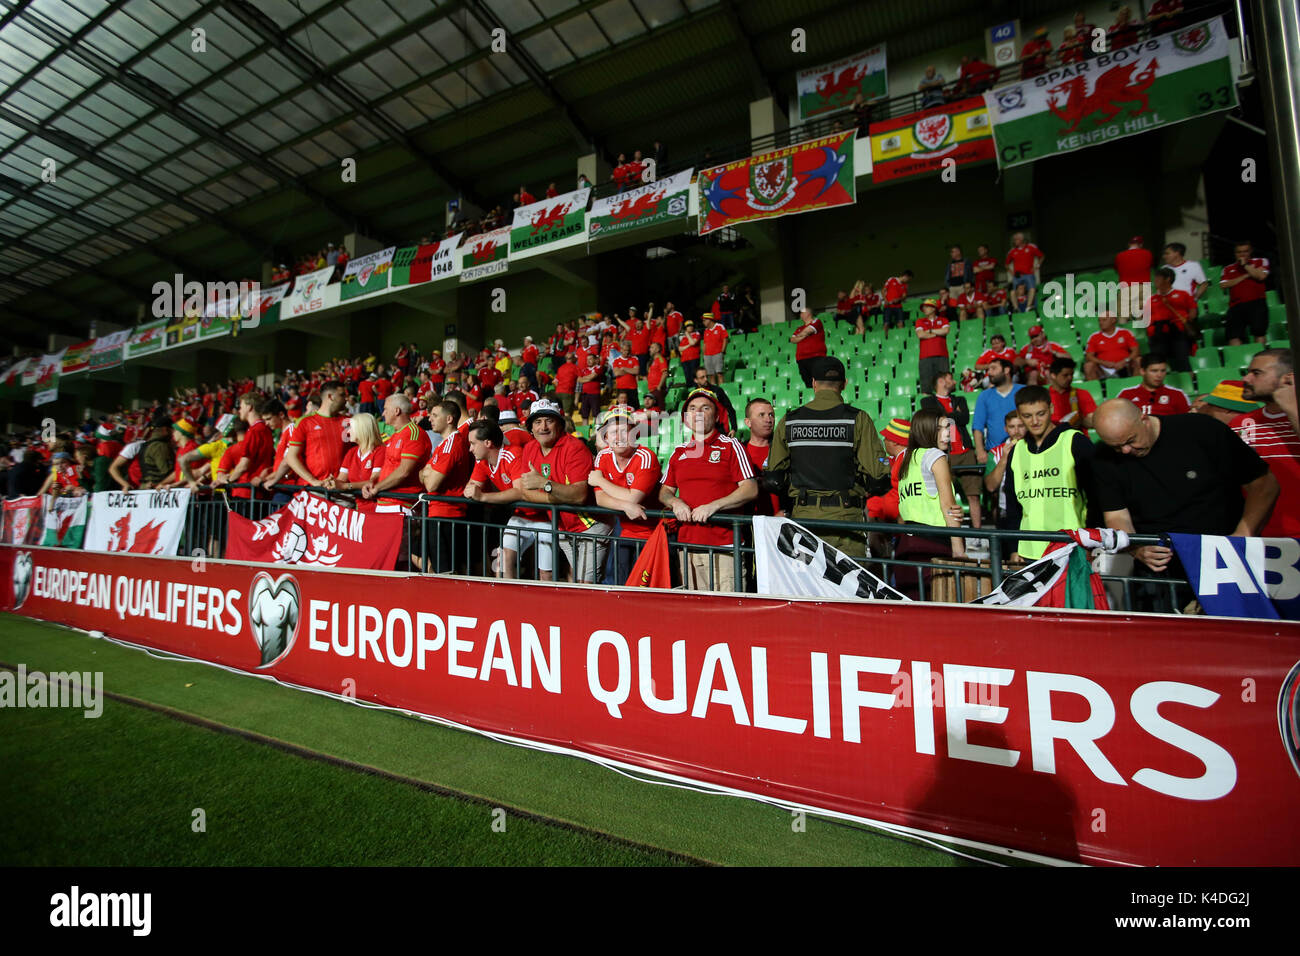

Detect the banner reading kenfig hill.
[
  {"left": 390, "top": 235, "right": 462, "bottom": 286},
  {"left": 83, "top": 489, "right": 190, "bottom": 556},
  {"left": 870, "top": 97, "right": 995, "bottom": 183},
  {"left": 588, "top": 170, "right": 692, "bottom": 242},
  {"left": 459, "top": 226, "right": 510, "bottom": 283},
  {"left": 697, "top": 131, "right": 856, "bottom": 235},
  {"left": 509, "top": 188, "right": 590, "bottom": 260},
  {"left": 797, "top": 45, "right": 888, "bottom": 121},
  {"left": 339, "top": 247, "right": 395, "bottom": 301},
  {"left": 283, "top": 266, "right": 334, "bottom": 319},
  {"left": 984, "top": 17, "right": 1237, "bottom": 169},
  {"left": 225, "top": 491, "right": 403, "bottom": 571},
  {"left": 3, "top": 545, "right": 1299, "bottom": 866}
]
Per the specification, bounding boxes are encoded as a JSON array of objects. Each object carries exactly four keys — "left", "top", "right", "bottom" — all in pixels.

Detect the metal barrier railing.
[{"left": 184, "top": 483, "right": 1191, "bottom": 613}]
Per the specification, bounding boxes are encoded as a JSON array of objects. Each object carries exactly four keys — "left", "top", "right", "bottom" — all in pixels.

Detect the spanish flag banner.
[{"left": 869, "top": 96, "right": 994, "bottom": 184}]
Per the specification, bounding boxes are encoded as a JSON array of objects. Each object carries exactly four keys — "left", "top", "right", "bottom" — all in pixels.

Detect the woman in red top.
[{"left": 336, "top": 413, "right": 383, "bottom": 513}]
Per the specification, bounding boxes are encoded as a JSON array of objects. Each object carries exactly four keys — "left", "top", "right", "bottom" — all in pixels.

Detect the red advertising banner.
[
  {"left": 869, "top": 96, "right": 995, "bottom": 184},
  {"left": 2, "top": 496, "right": 44, "bottom": 545},
  {"left": 225, "top": 491, "right": 403, "bottom": 571},
  {"left": 3, "top": 544, "right": 1299, "bottom": 867},
  {"left": 697, "top": 131, "right": 856, "bottom": 235}
]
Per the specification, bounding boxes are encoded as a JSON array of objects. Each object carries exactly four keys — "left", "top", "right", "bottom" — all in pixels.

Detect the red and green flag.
[{"left": 390, "top": 236, "right": 463, "bottom": 286}]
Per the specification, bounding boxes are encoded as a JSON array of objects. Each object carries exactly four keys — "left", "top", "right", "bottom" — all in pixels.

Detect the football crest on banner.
[
  {"left": 666, "top": 194, "right": 687, "bottom": 216},
  {"left": 12, "top": 550, "right": 32, "bottom": 610},
  {"left": 1279, "top": 659, "right": 1300, "bottom": 779},
  {"left": 913, "top": 113, "right": 953, "bottom": 151},
  {"left": 299, "top": 279, "right": 319, "bottom": 301},
  {"left": 1173, "top": 23, "right": 1211, "bottom": 54},
  {"left": 358, "top": 264, "right": 376, "bottom": 286},
  {"left": 748, "top": 156, "right": 795, "bottom": 208},
  {"left": 996, "top": 87, "right": 1025, "bottom": 113},
  {"left": 248, "top": 571, "right": 300, "bottom": 668}
]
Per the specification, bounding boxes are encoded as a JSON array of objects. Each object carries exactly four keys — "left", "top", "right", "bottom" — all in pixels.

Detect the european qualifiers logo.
[
  {"left": 1278, "top": 659, "right": 1300, "bottom": 779},
  {"left": 249, "top": 571, "right": 301, "bottom": 668},
  {"left": 12, "top": 549, "right": 32, "bottom": 609},
  {"left": 50, "top": 886, "right": 151, "bottom": 936}
]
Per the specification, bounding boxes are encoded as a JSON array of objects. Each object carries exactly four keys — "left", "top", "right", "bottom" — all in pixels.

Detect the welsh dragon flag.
[
  {"left": 42, "top": 495, "right": 90, "bottom": 548},
  {"left": 973, "top": 529, "right": 1128, "bottom": 609}
]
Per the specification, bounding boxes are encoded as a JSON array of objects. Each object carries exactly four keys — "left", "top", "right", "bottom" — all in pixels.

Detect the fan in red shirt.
[
  {"left": 1019, "top": 28, "right": 1052, "bottom": 78},
  {"left": 280, "top": 382, "right": 348, "bottom": 490},
  {"left": 955, "top": 282, "right": 986, "bottom": 321},
  {"left": 915, "top": 299, "right": 951, "bottom": 387},
  {"left": 1046, "top": 356, "right": 1097, "bottom": 433},
  {"left": 664, "top": 302, "right": 683, "bottom": 339},
  {"left": 660, "top": 388, "right": 758, "bottom": 592},
  {"left": 589, "top": 405, "right": 662, "bottom": 581},
  {"left": 972, "top": 245, "right": 998, "bottom": 292},
  {"left": 553, "top": 352, "right": 580, "bottom": 416},
  {"left": 358, "top": 376, "right": 377, "bottom": 411},
  {"left": 1147, "top": 266, "right": 1197, "bottom": 372},
  {"left": 741, "top": 397, "right": 782, "bottom": 517},
  {"left": 976, "top": 334, "right": 1017, "bottom": 373},
  {"left": 882, "top": 270, "right": 912, "bottom": 328},
  {"left": 337, "top": 416, "right": 383, "bottom": 513},
  {"left": 1115, "top": 235, "right": 1153, "bottom": 288},
  {"left": 363, "top": 394, "right": 432, "bottom": 515},
  {"left": 1016, "top": 325, "right": 1071, "bottom": 385},
  {"left": 612, "top": 349, "right": 639, "bottom": 392},
  {"left": 985, "top": 283, "right": 1009, "bottom": 315},
  {"left": 1221, "top": 241, "right": 1271, "bottom": 346},
  {"left": 620, "top": 314, "right": 651, "bottom": 374},
  {"left": 791, "top": 308, "right": 827, "bottom": 387},
  {"left": 214, "top": 393, "right": 275, "bottom": 503},
  {"left": 1117, "top": 353, "right": 1191, "bottom": 417},
  {"left": 866, "top": 419, "right": 910, "bottom": 522},
  {"left": 677, "top": 320, "right": 702, "bottom": 384},
  {"left": 518, "top": 185, "right": 535, "bottom": 205},
  {"left": 1005, "top": 232, "right": 1044, "bottom": 311},
  {"left": 417, "top": 400, "right": 474, "bottom": 572},
  {"left": 1232, "top": 349, "right": 1300, "bottom": 536},
  {"left": 645, "top": 342, "right": 669, "bottom": 406},
  {"left": 1083, "top": 312, "right": 1141, "bottom": 380},
  {"left": 701, "top": 313, "right": 729, "bottom": 385}
]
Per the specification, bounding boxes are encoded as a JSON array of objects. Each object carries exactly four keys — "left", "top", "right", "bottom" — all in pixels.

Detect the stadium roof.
[{"left": 0, "top": 0, "right": 1116, "bottom": 348}]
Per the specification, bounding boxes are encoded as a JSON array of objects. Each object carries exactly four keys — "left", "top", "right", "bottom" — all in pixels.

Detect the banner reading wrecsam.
[
  {"left": 3, "top": 544, "right": 1299, "bottom": 866},
  {"left": 984, "top": 17, "right": 1237, "bottom": 169},
  {"left": 225, "top": 491, "right": 403, "bottom": 571},
  {"left": 588, "top": 169, "right": 692, "bottom": 242},
  {"left": 870, "top": 97, "right": 995, "bottom": 184},
  {"left": 697, "top": 131, "right": 856, "bottom": 236}
]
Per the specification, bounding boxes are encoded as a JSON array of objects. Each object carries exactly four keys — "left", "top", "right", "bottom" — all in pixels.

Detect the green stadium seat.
[
  {"left": 1077, "top": 381, "right": 1102, "bottom": 403},
  {"left": 879, "top": 398, "right": 915, "bottom": 421},
  {"left": 1166, "top": 372, "right": 1194, "bottom": 394},
  {"left": 1189, "top": 350, "right": 1220, "bottom": 370},
  {"left": 1105, "top": 376, "right": 1140, "bottom": 398},
  {"left": 1195, "top": 366, "right": 1235, "bottom": 394},
  {"left": 1219, "top": 344, "right": 1255, "bottom": 373}
]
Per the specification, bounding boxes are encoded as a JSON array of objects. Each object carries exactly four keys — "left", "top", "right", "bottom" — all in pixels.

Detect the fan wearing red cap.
[{"left": 1015, "top": 325, "right": 1071, "bottom": 386}]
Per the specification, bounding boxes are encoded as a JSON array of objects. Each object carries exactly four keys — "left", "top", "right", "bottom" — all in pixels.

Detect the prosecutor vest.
[
  {"left": 898, "top": 452, "right": 946, "bottom": 527},
  {"left": 1012, "top": 434, "right": 1085, "bottom": 559},
  {"left": 784, "top": 403, "right": 858, "bottom": 491}
]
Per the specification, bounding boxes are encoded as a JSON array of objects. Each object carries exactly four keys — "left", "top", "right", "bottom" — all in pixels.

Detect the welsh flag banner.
[
  {"left": 61, "top": 340, "right": 94, "bottom": 375},
  {"left": 797, "top": 45, "right": 888, "bottom": 121},
  {"left": 235, "top": 282, "right": 289, "bottom": 331},
  {"left": 459, "top": 226, "right": 510, "bottom": 284},
  {"left": 624, "top": 522, "right": 673, "bottom": 589},
  {"left": 125, "top": 319, "right": 168, "bottom": 358},
  {"left": 42, "top": 495, "right": 90, "bottom": 549},
  {"left": 225, "top": 491, "right": 403, "bottom": 571},
  {"left": 697, "top": 131, "right": 856, "bottom": 235},
  {"left": 973, "top": 529, "right": 1125, "bottom": 609},
  {"left": 31, "top": 349, "right": 65, "bottom": 407},
  {"left": 2, "top": 495, "right": 44, "bottom": 545},
  {"left": 83, "top": 488, "right": 190, "bottom": 556},
  {"left": 509, "top": 187, "right": 590, "bottom": 260},
  {"left": 3, "top": 358, "right": 30, "bottom": 390},
  {"left": 870, "top": 97, "right": 995, "bottom": 183},
  {"left": 89, "top": 330, "right": 130, "bottom": 371},
  {"left": 391, "top": 235, "right": 463, "bottom": 286},
  {"left": 339, "top": 246, "right": 395, "bottom": 301},
  {"left": 983, "top": 17, "right": 1236, "bottom": 169},
  {"left": 199, "top": 312, "right": 234, "bottom": 339},
  {"left": 588, "top": 169, "right": 692, "bottom": 242}
]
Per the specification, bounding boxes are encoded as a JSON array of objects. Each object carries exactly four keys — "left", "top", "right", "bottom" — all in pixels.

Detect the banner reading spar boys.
[{"left": 2, "top": 545, "right": 1298, "bottom": 867}]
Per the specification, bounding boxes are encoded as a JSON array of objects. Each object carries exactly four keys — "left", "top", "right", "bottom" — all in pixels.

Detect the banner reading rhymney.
[
  {"left": 83, "top": 489, "right": 190, "bottom": 556},
  {"left": 797, "top": 45, "right": 888, "bottom": 121},
  {"left": 225, "top": 491, "right": 403, "bottom": 571},
  {"left": 697, "top": 131, "right": 856, "bottom": 235},
  {"left": 510, "top": 188, "right": 590, "bottom": 260},
  {"left": 870, "top": 96, "right": 995, "bottom": 183},
  {"left": 983, "top": 17, "right": 1237, "bottom": 169},
  {"left": 588, "top": 169, "right": 692, "bottom": 242}
]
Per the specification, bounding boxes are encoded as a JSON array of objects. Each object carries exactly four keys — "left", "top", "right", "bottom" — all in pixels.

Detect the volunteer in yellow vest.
[
  {"left": 1002, "top": 385, "right": 1097, "bottom": 561},
  {"left": 895, "top": 409, "right": 966, "bottom": 599}
]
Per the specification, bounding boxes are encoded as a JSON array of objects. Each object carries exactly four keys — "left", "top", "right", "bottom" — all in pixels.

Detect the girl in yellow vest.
[{"left": 895, "top": 409, "right": 966, "bottom": 598}]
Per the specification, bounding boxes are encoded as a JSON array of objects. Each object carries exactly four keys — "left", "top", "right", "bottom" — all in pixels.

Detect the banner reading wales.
[
  {"left": 340, "top": 247, "right": 395, "bottom": 301},
  {"left": 42, "top": 495, "right": 89, "bottom": 549},
  {"left": 459, "top": 227, "right": 510, "bottom": 283},
  {"left": 983, "top": 17, "right": 1237, "bottom": 169},
  {"left": 31, "top": 349, "right": 65, "bottom": 407},
  {"left": 283, "top": 266, "right": 334, "bottom": 319},
  {"left": 588, "top": 169, "right": 692, "bottom": 242},
  {"left": 125, "top": 319, "right": 168, "bottom": 358},
  {"left": 870, "top": 96, "right": 995, "bottom": 183},
  {"left": 697, "top": 131, "right": 856, "bottom": 236},
  {"left": 797, "top": 45, "right": 888, "bottom": 121},
  {"left": 89, "top": 330, "right": 130, "bottom": 371},
  {"left": 61, "top": 340, "right": 94, "bottom": 375},
  {"left": 509, "top": 188, "right": 590, "bottom": 260},
  {"left": 391, "top": 235, "right": 463, "bottom": 286}
]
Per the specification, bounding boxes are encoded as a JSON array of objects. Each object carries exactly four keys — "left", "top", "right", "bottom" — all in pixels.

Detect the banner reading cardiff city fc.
[
  {"left": 340, "top": 247, "right": 396, "bottom": 301},
  {"left": 126, "top": 319, "right": 168, "bottom": 358},
  {"left": 89, "top": 329, "right": 130, "bottom": 371},
  {"left": 284, "top": 266, "right": 334, "bottom": 318},
  {"left": 588, "top": 170, "right": 693, "bottom": 242},
  {"left": 5, "top": 546, "right": 1300, "bottom": 866},
  {"left": 1170, "top": 534, "right": 1300, "bottom": 620},
  {"left": 697, "top": 132, "right": 856, "bottom": 235},
  {"left": 41, "top": 495, "right": 89, "bottom": 549},
  {"left": 391, "top": 235, "right": 463, "bottom": 286},
  {"left": 984, "top": 17, "right": 1236, "bottom": 169},
  {"left": 61, "top": 340, "right": 94, "bottom": 375},
  {"left": 31, "top": 349, "right": 65, "bottom": 407},
  {"left": 83, "top": 489, "right": 190, "bottom": 556},
  {"left": 797, "top": 45, "right": 888, "bottom": 121},
  {"left": 2, "top": 496, "right": 43, "bottom": 545},
  {"left": 870, "top": 97, "right": 995, "bottom": 183},
  {"left": 459, "top": 226, "right": 510, "bottom": 283},
  {"left": 225, "top": 491, "right": 403, "bottom": 571},
  {"left": 510, "top": 188, "right": 590, "bottom": 260}
]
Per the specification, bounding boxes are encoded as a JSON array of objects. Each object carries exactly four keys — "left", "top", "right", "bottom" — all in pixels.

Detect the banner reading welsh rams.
[
  {"left": 83, "top": 489, "right": 190, "bottom": 556},
  {"left": 459, "top": 226, "right": 510, "bottom": 284},
  {"left": 89, "top": 330, "right": 130, "bottom": 371},
  {"left": 984, "top": 17, "right": 1237, "bottom": 169},
  {"left": 391, "top": 235, "right": 463, "bottom": 286},
  {"left": 126, "top": 319, "right": 168, "bottom": 358},
  {"left": 284, "top": 266, "right": 334, "bottom": 319},
  {"left": 797, "top": 45, "right": 888, "bottom": 121},
  {"left": 588, "top": 169, "right": 692, "bottom": 242},
  {"left": 61, "top": 340, "right": 94, "bottom": 375},
  {"left": 509, "top": 188, "right": 590, "bottom": 260},
  {"left": 697, "top": 131, "right": 856, "bottom": 236},
  {"left": 340, "top": 247, "right": 396, "bottom": 301},
  {"left": 31, "top": 349, "right": 65, "bottom": 407},
  {"left": 870, "top": 97, "right": 995, "bottom": 183}
]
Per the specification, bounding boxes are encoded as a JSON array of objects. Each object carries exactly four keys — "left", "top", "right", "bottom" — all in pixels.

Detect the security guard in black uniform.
[{"left": 765, "top": 356, "right": 891, "bottom": 556}]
